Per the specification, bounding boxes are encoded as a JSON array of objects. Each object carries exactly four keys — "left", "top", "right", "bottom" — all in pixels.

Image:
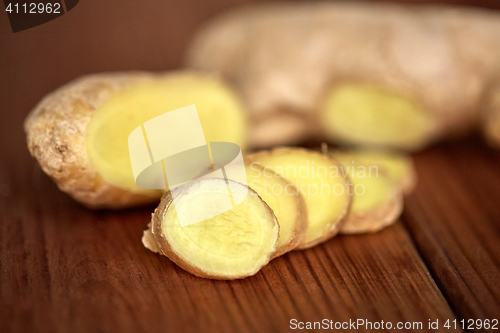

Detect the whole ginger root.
[
  {"left": 24, "top": 71, "right": 247, "bottom": 208},
  {"left": 186, "top": 2, "right": 500, "bottom": 150}
]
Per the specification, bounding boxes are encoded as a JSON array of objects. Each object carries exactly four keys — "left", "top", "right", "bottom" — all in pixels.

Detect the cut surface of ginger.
[
  {"left": 152, "top": 178, "right": 278, "bottom": 279},
  {"left": 86, "top": 74, "right": 247, "bottom": 195},
  {"left": 245, "top": 163, "right": 307, "bottom": 256},
  {"left": 332, "top": 149, "right": 416, "bottom": 194},
  {"left": 335, "top": 156, "right": 393, "bottom": 213},
  {"left": 321, "top": 84, "right": 433, "bottom": 150},
  {"left": 332, "top": 151, "right": 403, "bottom": 234},
  {"left": 248, "top": 148, "right": 351, "bottom": 248}
]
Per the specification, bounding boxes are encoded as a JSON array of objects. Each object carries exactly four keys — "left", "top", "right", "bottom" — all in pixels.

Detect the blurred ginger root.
[{"left": 186, "top": 2, "right": 500, "bottom": 150}]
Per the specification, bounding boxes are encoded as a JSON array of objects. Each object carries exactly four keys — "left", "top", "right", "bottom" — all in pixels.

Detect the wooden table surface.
[{"left": 1, "top": 0, "right": 499, "bottom": 332}]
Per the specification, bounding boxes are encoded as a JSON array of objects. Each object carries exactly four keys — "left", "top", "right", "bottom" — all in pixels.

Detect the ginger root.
[
  {"left": 245, "top": 163, "right": 307, "bottom": 257},
  {"left": 186, "top": 2, "right": 500, "bottom": 150},
  {"left": 330, "top": 149, "right": 404, "bottom": 234},
  {"left": 145, "top": 178, "right": 279, "bottom": 280},
  {"left": 24, "top": 71, "right": 247, "bottom": 208},
  {"left": 247, "top": 147, "right": 351, "bottom": 248},
  {"left": 331, "top": 149, "right": 417, "bottom": 195}
]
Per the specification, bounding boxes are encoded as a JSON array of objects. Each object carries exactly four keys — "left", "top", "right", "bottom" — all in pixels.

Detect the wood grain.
[
  {"left": 0, "top": 157, "right": 457, "bottom": 332},
  {"left": 403, "top": 139, "right": 500, "bottom": 321}
]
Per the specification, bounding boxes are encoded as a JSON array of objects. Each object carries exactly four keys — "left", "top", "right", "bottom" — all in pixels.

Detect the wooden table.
[{"left": 1, "top": 1, "right": 499, "bottom": 332}]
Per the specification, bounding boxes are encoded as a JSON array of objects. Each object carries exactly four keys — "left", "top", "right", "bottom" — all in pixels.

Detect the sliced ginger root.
[
  {"left": 244, "top": 163, "right": 307, "bottom": 257},
  {"left": 86, "top": 73, "right": 247, "bottom": 196},
  {"left": 330, "top": 149, "right": 404, "bottom": 234},
  {"left": 25, "top": 72, "right": 248, "bottom": 209},
  {"left": 146, "top": 178, "right": 279, "bottom": 280},
  {"left": 331, "top": 149, "right": 417, "bottom": 195},
  {"left": 321, "top": 84, "right": 433, "bottom": 151},
  {"left": 247, "top": 147, "right": 351, "bottom": 249}
]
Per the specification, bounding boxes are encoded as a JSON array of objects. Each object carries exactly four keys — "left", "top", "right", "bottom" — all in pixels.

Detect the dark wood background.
[{"left": 1, "top": 0, "right": 500, "bottom": 332}]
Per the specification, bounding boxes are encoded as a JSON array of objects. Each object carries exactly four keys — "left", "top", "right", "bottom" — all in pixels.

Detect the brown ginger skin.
[{"left": 24, "top": 72, "right": 159, "bottom": 209}]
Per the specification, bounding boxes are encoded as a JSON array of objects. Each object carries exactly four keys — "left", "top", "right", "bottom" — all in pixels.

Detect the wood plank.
[
  {"left": 403, "top": 138, "right": 500, "bottom": 322},
  {"left": 0, "top": 156, "right": 457, "bottom": 332}
]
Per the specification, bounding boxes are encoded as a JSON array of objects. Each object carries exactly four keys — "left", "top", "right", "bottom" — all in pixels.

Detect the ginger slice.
[
  {"left": 331, "top": 150, "right": 403, "bottom": 234},
  {"left": 245, "top": 163, "right": 307, "bottom": 257},
  {"left": 86, "top": 73, "right": 247, "bottom": 195},
  {"left": 331, "top": 149, "right": 417, "bottom": 195},
  {"left": 147, "top": 178, "right": 279, "bottom": 280},
  {"left": 247, "top": 148, "right": 351, "bottom": 249},
  {"left": 321, "top": 84, "right": 434, "bottom": 151}
]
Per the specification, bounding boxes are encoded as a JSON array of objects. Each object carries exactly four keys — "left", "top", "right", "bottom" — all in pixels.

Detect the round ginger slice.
[
  {"left": 247, "top": 148, "right": 351, "bottom": 249},
  {"left": 245, "top": 163, "right": 307, "bottom": 257},
  {"left": 150, "top": 178, "right": 279, "bottom": 280},
  {"left": 332, "top": 151, "right": 403, "bottom": 234},
  {"left": 331, "top": 149, "right": 417, "bottom": 195}
]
